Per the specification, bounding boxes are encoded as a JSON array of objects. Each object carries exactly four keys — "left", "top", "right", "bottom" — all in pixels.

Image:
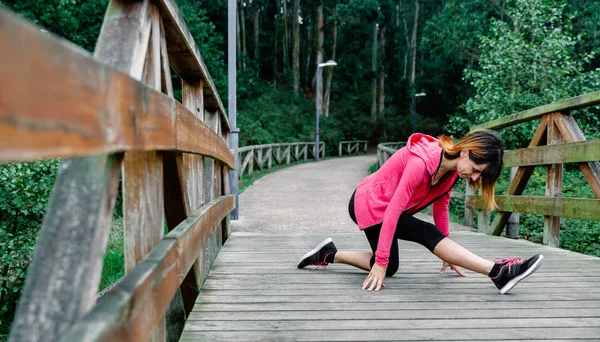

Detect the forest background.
[{"left": 1, "top": 0, "right": 600, "bottom": 338}]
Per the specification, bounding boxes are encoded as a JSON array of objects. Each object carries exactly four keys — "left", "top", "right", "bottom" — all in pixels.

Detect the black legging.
[{"left": 348, "top": 191, "right": 446, "bottom": 277}]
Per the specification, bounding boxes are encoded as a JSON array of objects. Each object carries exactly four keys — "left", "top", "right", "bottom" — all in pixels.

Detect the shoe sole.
[
  {"left": 499, "top": 254, "right": 544, "bottom": 294},
  {"left": 297, "top": 237, "right": 333, "bottom": 268}
]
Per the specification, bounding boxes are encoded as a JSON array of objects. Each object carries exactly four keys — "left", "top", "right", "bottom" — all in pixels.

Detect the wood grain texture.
[
  {"left": 181, "top": 232, "right": 600, "bottom": 341},
  {"left": 489, "top": 116, "right": 548, "bottom": 236},
  {"left": 553, "top": 113, "right": 600, "bottom": 198},
  {"left": 8, "top": 1, "right": 153, "bottom": 340},
  {"left": 503, "top": 139, "right": 600, "bottom": 167},
  {"left": 60, "top": 196, "right": 234, "bottom": 342},
  {"left": 154, "top": 0, "right": 230, "bottom": 131},
  {"left": 123, "top": 6, "right": 166, "bottom": 339},
  {"left": 543, "top": 117, "right": 562, "bottom": 247},
  {"left": 0, "top": 10, "right": 233, "bottom": 168},
  {"left": 178, "top": 80, "right": 206, "bottom": 316}
]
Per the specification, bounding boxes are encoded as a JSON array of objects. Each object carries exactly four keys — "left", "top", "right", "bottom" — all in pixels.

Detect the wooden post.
[
  {"left": 249, "top": 149, "right": 254, "bottom": 178},
  {"left": 339, "top": 142, "right": 342, "bottom": 156},
  {"left": 506, "top": 167, "right": 520, "bottom": 238},
  {"left": 544, "top": 116, "right": 563, "bottom": 247},
  {"left": 464, "top": 181, "right": 475, "bottom": 228},
  {"left": 477, "top": 187, "right": 491, "bottom": 234},
  {"left": 9, "top": 2, "right": 150, "bottom": 341},
  {"left": 268, "top": 146, "right": 272, "bottom": 170},
  {"left": 122, "top": 7, "right": 168, "bottom": 339}
]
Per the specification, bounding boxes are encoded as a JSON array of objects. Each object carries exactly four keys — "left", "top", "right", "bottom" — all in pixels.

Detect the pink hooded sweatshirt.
[{"left": 353, "top": 133, "right": 459, "bottom": 268}]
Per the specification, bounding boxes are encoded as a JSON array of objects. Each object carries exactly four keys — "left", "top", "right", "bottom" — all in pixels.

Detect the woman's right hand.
[{"left": 362, "top": 263, "right": 387, "bottom": 291}]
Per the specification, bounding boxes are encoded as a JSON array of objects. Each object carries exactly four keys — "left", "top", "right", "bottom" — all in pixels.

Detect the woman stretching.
[{"left": 297, "top": 130, "right": 543, "bottom": 294}]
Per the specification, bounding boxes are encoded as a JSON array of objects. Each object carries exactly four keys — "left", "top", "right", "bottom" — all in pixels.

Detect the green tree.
[{"left": 448, "top": 0, "right": 600, "bottom": 146}]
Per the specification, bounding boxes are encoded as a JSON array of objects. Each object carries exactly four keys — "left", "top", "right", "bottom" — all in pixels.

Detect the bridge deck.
[{"left": 180, "top": 156, "right": 600, "bottom": 341}]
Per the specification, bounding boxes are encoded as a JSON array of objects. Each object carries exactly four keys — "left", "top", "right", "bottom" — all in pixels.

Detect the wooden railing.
[
  {"left": 338, "top": 140, "right": 367, "bottom": 156},
  {"left": 238, "top": 142, "right": 325, "bottom": 179},
  {"left": 467, "top": 91, "right": 600, "bottom": 246},
  {"left": 1, "top": 1, "right": 234, "bottom": 341},
  {"left": 376, "top": 142, "right": 406, "bottom": 168}
]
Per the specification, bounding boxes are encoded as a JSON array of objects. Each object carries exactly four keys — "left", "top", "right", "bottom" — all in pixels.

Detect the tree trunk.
[
  {"left": 283, "top": 0, "right": 289, "bottom": 76},
  {"left": 315, "top": 4, "right": 324, "bottom": 115},
  {"left": 253, "top": 8, "right": 260, "bottom": 75},
  {"left": 292, "top": 0, "right": 300, "bottom": 93},
  {"left": 240, "top": 0, "right": 247, "bottom": 69},
  {"left": 323, "top": 4, "right": 337, "bottom": 117},
  {"left": 409, "top": 0, "right": 419, "bottom": 88},
  {"left": 304, "top": 15, "right": 312, "bottom": 91},
  {"left": 400, "top": 1, "right": 410, "bottom": 80},
  {"left": 274, "top": 9, "right": 278, "bottom": 88},
  {"left": 371, "top": 22, "right": 378, "bottom": 122},
  {"left": 378, "top": 26, "right": 386, "bottom": 116}
]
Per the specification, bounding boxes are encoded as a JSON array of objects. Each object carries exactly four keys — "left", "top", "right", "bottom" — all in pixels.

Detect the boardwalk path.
[{"left": 181, "top": 156, "right": 600, "bottom": 341}]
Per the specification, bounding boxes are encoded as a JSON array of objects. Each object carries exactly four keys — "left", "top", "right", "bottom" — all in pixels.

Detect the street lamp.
[
  {"left": 315, "top": 60, "right": 337, "bottom": 161},
  {"left": 411, "top": 92, "right": 426, "bottom": 133}
]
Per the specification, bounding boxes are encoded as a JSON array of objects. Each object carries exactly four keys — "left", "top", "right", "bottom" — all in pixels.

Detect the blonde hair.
[{"left": 438, "top": 129, "right": 504, "bottom": 209}]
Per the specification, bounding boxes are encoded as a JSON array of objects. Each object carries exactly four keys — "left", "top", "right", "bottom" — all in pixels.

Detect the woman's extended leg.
[{"left": 433, "top": 238, "right": 494, "bottom": 275}]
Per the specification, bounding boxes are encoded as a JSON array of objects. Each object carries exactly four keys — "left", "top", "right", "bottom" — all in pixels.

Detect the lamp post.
[
  {"left": 411, "top": 91, "right": 426, "bottom": 133},
  {"left": 315, "top": 60, "right": 337, "bottom": 161}
]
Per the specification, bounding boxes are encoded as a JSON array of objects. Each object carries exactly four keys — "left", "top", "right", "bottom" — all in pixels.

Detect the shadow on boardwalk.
[{"left": 181, "top": 156, "right": 600, "bottom": 341}]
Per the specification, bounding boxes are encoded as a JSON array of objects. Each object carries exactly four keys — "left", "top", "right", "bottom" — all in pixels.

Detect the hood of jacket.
[{"left": 406, "top": 133, "right": 443, "bottom": 176}]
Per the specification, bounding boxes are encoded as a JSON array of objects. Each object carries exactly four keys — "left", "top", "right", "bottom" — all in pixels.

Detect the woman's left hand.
[
  {"left": 440, "top": 261, "right": 467, "bottom": 277},
  {"left": 362, "top": 263, "right": 387, "bottom": 291}
]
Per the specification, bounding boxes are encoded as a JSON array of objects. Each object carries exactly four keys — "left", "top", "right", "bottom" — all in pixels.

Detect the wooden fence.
[
  {"left": 238, "top": 142, "right": 324, "bottom": 179},
  {"left": 338, "top": 140, "right": 367, "bottom": 156},
  {"left": 1, "top": 1, "right": 233, "bottom": 341},
  {"left": 376, "top": 142, "right": 406, "bottom": 168},
  {"left": 467, "top": 91, "right": 600, "bottom": 246}
]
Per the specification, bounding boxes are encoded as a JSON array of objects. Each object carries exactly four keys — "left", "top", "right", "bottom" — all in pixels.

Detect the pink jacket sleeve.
[
  {"left": 432, "top": 191, "right": 451, "bottom": 237},
  {"left": 375, "top": 158, "right": 427, "bottom": 268}
]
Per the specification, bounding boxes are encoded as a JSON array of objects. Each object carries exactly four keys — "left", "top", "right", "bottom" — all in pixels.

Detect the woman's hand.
[
  {"left": 440, "top": 261, "right": 467, "bottom": 277},
  {"left": 362, "top": 263, "right": 387, "bottom": 291}
]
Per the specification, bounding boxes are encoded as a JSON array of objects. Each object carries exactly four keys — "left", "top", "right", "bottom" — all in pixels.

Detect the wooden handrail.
[
  {"left": 472, "top": 90, "right": 600, "bottom": 130},
  {"left": 3, "top": 1, "right": 234, "bottom": 341},
  {"left": 376, "top": 142, "right": 406, "bottom": 168},
  {"left": 0, "top": 9, "right": 232, "bottom": 167},
  {"left": 338, "top": 140, "right": 367, "bottom": 156},
  {"left": 468, "top": 104, "right": 600, "bottom": 246},
  {"left": 238, "top": 142, "right": 325, "bottom": 179}
]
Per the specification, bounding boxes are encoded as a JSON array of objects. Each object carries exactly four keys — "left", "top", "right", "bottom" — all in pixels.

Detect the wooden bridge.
[{"left": 2, "top": 0, "right": 600, "bottom": 341}]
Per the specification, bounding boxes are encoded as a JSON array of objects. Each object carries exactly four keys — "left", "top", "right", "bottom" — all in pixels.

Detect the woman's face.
[{"left": 457, "top": 150, "right": 488, "bottom": 182}]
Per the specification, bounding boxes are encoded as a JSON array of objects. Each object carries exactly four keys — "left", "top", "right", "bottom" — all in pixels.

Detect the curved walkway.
[{"left": 232, "top": 155, "right": 469, "bottom": 234}]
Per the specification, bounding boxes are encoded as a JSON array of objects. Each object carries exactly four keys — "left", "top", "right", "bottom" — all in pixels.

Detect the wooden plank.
[
  {"left": 490, "top": 116, "right": 548, "bottom": 236},
  {"left": 543, "top": 117, "right": 562, "bottom": 247},
  {"left": 183, "top": 231, "right": 600, "bottom": 341},
  {"left": 0, "top": 10, "right": 233, "bottom": 169},
  {"left": 503, "top": 139, "right": 600, "bottom": 167},
  {"left": 472, "top": 90, "right": 600, "bottom": 130},
  {"left": 553, "top": 113, "right": 600, "bottom": 198},
  {"left": 178, "top": 79, "right": 206, "bottom": 316},
  {"left": 8, "top": 1, "right": 152, "bottom": 340},
  {"left": 468, "top": 195, "right": 600, "bottom": 221},
  {"left": 59, "top": 196, "right": 235, "bottom": 341},
  {"left": 123, "top": 5, "right": 167, "bottom": 340},
  {"left": 154, "top": 0, "right": 229, "bottom": 131}
]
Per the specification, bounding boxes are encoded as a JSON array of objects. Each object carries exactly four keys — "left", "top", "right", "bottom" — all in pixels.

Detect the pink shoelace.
[
  {"left": 310, "top": 252, "right": 335, "bottom": 271},
  {"left": 490, "top": 257, "right": 524, "bottom": 279}
]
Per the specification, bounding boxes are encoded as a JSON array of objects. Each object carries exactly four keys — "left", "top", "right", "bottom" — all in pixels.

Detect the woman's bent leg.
[
  {"left": 334, "top": 251, "right": 373, "bottom": 272},
  {"left": 433, "top": 238, "right": 494, "bottom": 275}
]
